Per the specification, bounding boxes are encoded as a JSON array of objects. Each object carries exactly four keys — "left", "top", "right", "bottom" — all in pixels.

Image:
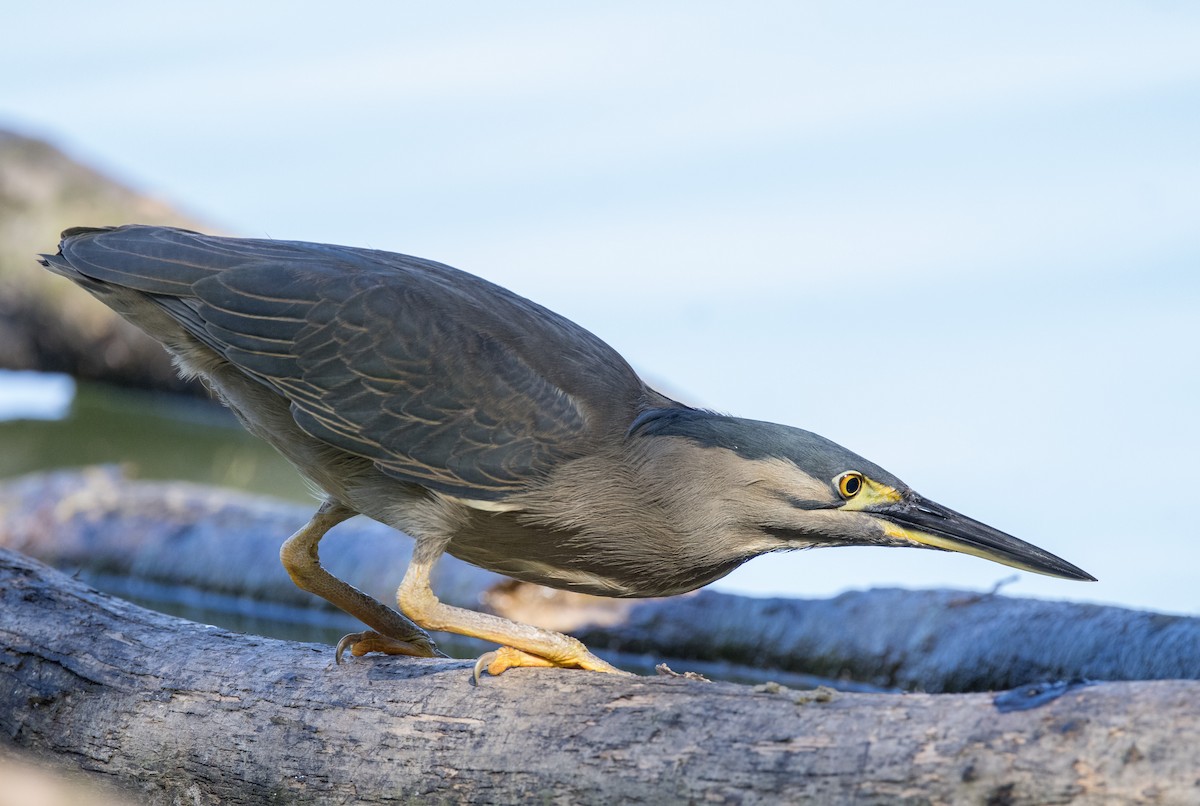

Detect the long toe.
[
  {"left": 472, "top": 645, "right": 632, "bottom": 683},
  {"left": 335, "top": 630, "right": 446, "bottom": 664}
]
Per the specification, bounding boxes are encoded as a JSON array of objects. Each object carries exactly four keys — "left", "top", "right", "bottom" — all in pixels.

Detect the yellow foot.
[
  {"left": 335, "top": 630, "right": 445, "bottom": 664},
  {"left": 472, "top": 645, "right": 631, "bottom": 683}
]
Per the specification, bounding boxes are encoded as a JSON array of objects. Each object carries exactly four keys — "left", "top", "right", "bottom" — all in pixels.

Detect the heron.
[{"left": 41, "top": 225, "right": 1094, "bottom": 680}]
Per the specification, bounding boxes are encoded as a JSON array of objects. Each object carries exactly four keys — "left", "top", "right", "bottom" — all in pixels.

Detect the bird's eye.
[{"left": 837, "top": 472, "right": 864, "bottom": 499}]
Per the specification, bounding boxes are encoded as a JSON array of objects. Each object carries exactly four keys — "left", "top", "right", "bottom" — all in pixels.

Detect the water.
[
  {"left": 0, "top": 371, "right": 308, "bottom": 502},
  {"left": 0, "top": 370, "right": 75, "bottom": 420}
]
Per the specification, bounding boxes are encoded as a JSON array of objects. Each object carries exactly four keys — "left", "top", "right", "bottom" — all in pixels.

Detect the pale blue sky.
[{"left": 3, "top": 2, "right": 1198, "bottom": 613}]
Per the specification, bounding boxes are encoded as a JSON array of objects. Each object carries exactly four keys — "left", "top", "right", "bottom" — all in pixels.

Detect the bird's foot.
[
  {"left": 472, "top": 645, "right": 631, "bottom": 683},
  {"left": 335, "top": 630, "right": 446, "bottom": 664}
]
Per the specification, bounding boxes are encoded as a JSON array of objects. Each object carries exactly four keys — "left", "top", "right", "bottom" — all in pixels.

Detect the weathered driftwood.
[
  {"left": 581, "top": 587, "right": 1200, "bottom": 693},
  {"left": 1, "top": 548, "right": 1198, "bottom": 805},
  {"left": 3, "top": 467, "right": 1198, "bottom": 693}
]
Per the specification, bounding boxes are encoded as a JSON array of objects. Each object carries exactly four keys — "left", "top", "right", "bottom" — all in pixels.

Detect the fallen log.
[
  {"left": 2, "top": 468, "right": 1197, "bottom": 692},
  {"left": 1, "top": 548, "right": 1197, "bottom": 805},
  {"left": 583, "top": 586, "right": 1200, "bottom": 692}
]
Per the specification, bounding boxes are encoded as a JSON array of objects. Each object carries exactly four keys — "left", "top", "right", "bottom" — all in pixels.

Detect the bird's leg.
[
  {"left": 279, "top": 500, "right": 444, "bottom": 661},
  {"left": 396, "top": 536, "right": 630, "bottom": 681}
]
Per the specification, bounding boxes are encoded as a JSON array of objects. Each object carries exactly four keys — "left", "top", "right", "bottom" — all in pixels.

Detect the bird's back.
[{"left": 41, "top": 225, "right": 670, "bottom": 500}]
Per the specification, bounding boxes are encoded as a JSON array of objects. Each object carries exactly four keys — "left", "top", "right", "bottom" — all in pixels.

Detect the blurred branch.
[{"left": 0, "top": 129, "right": 208, "bottom": 393}]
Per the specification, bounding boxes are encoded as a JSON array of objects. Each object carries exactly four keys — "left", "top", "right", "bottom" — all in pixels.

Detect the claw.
[
  {"left": 472, "top": 651, "right": 496, "bottom": 684},
  {"left": 335, "top": 632, "right": 362, "bottom": 665}
]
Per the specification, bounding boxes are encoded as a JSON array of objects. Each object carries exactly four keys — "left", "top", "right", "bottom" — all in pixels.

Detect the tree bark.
[{"left": 2, "top": 548, "right": 1197, "bottom": 805}]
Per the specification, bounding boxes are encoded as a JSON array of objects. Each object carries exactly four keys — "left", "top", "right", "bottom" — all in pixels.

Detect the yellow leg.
[
  {"left": 396, "top": 538, "right": 629, "bottom": 682},
  {"left": 280, "top": 500, "right": 443, "bottom": 661}
]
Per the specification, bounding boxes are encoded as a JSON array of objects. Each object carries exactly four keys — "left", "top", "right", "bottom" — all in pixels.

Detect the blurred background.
[{"left": 1, "top": 1, "right": 1197, "bottom": 615}]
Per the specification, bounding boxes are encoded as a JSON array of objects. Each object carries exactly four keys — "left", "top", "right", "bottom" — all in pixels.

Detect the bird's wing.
[{"left": 49, "top": 226, "right": 643, "bottom": 499}]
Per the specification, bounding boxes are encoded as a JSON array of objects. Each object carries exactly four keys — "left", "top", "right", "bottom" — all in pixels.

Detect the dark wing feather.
[{"left": 46, "top": 226, "right": 650, "bottom": 499}]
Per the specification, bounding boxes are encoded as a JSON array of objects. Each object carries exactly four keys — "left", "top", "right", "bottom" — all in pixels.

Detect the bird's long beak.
[{"left": 875, "top": 495, "right": 1096, "bottom": 581}]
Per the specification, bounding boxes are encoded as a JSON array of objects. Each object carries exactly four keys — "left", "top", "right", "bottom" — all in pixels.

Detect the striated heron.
[{"left": 41, "top": 225, "right": 1094, "bottom": 679}]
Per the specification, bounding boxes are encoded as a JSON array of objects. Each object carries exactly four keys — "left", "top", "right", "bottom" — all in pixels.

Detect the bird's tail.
[{"left": 38, "top": 225, "right": 215, "bottom": 296}]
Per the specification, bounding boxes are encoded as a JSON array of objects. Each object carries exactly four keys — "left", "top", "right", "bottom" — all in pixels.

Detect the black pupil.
[{"left": 844, "top": 476, "right": 861, "bottom": 495}]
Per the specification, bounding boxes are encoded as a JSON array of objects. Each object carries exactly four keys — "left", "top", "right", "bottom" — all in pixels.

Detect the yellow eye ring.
[{"left": 837, "top": 472, "right": 864, "bottom": 499}]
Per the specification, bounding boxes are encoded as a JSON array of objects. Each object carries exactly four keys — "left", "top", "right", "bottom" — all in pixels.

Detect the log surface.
[{"left": 2, "top": 548, "right": 1198, "bottom": 805}]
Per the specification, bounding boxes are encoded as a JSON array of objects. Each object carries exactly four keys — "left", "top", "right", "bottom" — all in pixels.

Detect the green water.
[{"left": 0, "top": 381, "right": 310, "bottom": 501}]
